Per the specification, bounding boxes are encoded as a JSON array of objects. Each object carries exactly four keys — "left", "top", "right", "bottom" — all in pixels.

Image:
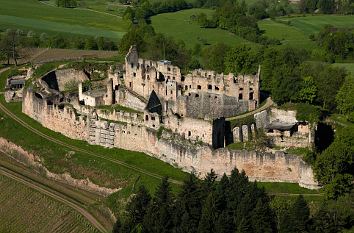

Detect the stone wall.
[
  {"left": 164, "top": 113, "right": 213, "bottom": 144},
  {"left": 116, "top": 88, "right": 146, "bottom": 112},
  {"left": 22, "top": 90, "right": 319, "bottom": 189},
  {"left": 177, "top": 92, "right": 249, "bottom": 119},
  {"left": 23, "top": 89, "right": 87, "bottom": 140}
]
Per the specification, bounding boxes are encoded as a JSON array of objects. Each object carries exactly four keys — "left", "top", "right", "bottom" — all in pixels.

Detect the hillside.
[{"left": 0, "top": 0, "right": 128, "bottom": 39}]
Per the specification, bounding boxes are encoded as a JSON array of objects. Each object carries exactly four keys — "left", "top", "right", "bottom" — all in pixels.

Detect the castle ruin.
[{"left": 20, "top": 46, "right": 319, "bottom": 189}]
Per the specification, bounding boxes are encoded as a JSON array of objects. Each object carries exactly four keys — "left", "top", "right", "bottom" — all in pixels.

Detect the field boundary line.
[
  {"left": 0, "top": 157, "right": 108, "bottom": 233},
  {"left": 38, "top": 0, "right": 122, "bottom": 19}
]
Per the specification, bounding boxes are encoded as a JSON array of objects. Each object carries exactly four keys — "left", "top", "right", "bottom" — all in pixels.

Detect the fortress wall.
[
  {"left": 165, "top": 114, "right": 213, "bottom": 144},
  {"left": 177, "top": 93, "right": 249, "bottom": 119},
  {"left": 22, "top": 89, "right": 87, "bottom": 140},
  {"left": 109, "top": 123, "right": 318, "bottom": 189},
  {"left": 22, "top": 91, "right": 319, "bottom": 189},
  {"left": 116, "top": 88, "right": 146, "bottom": 111}
]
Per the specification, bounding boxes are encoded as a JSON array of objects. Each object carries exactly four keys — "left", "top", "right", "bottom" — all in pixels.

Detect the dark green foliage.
[
  {"left": 143, "top": 177, "right": 174, "bottom": 233},
  {"left": 312, "top": 191, "right": 354, "bottom": 233},
  {"left": 201, "top": 43, "right": 230, "bottom": 73},
  {"left": 316, "top": 26, "right": 354, "bottom": 59},
  {"left": 55, "top": 0, "right": 77, "bottom": 8},
  {"left": 114, "top": 169, "right": 277, "bottom": 233},
  {"left": 224, "top": 45, "right": 261, "bottom": 75},
  {"left": 279, "top": 195, "right": 310, "bottom": 233},
  {"left": 315, "top": 126, "right": 354, "bottom": 199},
  {"left": 251, "top": 199, "right": 275, "bottom": 233},
  {"left": 336, "top": 76, "right": 354, "bottom": 117},
  {"left": 124, "top": 0, "right": 191, "bottom": 23},
  {"left": 119, "top": 23, "right": 191, "bottom": 71},
  {"left": 197, "top": 193, "right": 217, "bottom": 233},
  {"left": 0, "top": 27, "right": 116, "bottom": 51}
]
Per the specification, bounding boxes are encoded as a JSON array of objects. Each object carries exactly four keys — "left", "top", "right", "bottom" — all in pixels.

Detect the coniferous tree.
[
  {"left": 251, "top": 199, "right": 276, "bottom": 233},
  {"left": 291, "top": 195, "right": 310, "bottom": 233},
  {"left": 279, "top": 195, "right": 310, "bottom": 233},
  {"left": 174, "top": 174, "right": 203, "bottom": 233},
  {"left": 214, "top": 210, "right": 234, "bottom": 233},
  {"left": 197, "top": 192, "right": 217, "bottom": 233},
  {"left": 126, "top": 185, "right": 151, "bottom": 227},
  {"left": 143, "top": 177, "right": 173, "bottom": 233},
  {"left": 237, "top": 217, "right": 253, "bottom": 233}
]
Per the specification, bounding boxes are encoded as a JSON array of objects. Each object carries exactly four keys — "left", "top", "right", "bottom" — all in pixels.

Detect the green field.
[
  {"left": 332, "top": 63, "right": 354, "bottom": 75},
  {"left": 259, "top": 15, "right": 354, "bottom": 48},
  {"left": 258, "top": 19, "right": 316, "bottom": 49},
  {"left": 151, "top": 9, "right": 256, "bottom": 48},
  {"left": 0, "top": 0, "right": 128, "bottom": 39},
  {"left": 44, "top": 0, "right": 128, "bottom": 16},
  {"left": 0, "top": 174, "right": 98, "bottom": 233}
]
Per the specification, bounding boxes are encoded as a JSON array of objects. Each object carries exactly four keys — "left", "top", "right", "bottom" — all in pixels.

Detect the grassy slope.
[
  {"left": 259, "top": 15, "right": 354, "bottom": 49},
  {"left": 151, "top": 9, "right": 256, "bottom": 48},
  {"left": 0, "top": 174, "right": 98, "bottom": 233},
  {"left": 258, "top": 19, "right": 316, "bottom": 49},
  {"left": 0, "top": 0, "right": 127, "bottom": 39},
  {"left": 332, "top": 63, "right": 354, "bottom": 75}
]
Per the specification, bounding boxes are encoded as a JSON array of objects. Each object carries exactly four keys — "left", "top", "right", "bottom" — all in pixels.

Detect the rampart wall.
[{"left": 22, "top": 90, "right": 319, "bottom": 189}]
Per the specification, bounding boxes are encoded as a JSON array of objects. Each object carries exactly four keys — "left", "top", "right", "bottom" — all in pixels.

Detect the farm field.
[
  {"left": 0, "top": 0, "right": 128, "bottom": 39},
  {"left": 0, "top": 174, "right": 98, "bottom": 233},
  {"left": 151, "top": 9, "right": 256, "bottom": 48},
  {"left": 259, "top": 15, "right": 354, "bottom": 48},
  {"left": 44, "top": 0, "right": 128, "bottom": 16}
]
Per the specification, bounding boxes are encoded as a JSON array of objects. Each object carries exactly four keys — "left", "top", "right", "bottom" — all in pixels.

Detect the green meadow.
[
  {"left": 151, "top": 9, "right": 256, "bottom": 48},
  {"left": 0, "top": 0, "right": 128, "bottom": 39},
  {"left": 259, "top": 15, "right": 354, "bottom": 48}
]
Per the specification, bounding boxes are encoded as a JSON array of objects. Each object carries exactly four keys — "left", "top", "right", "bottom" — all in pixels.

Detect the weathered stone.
[
  {"left": 233, "top": 127, "right": 242, "bottom": 142},
  {"left": 242, "top": 125, "right": 249, "bottom": 142}
]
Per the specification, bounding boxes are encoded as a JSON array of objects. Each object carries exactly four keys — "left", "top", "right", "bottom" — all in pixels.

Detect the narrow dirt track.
[{"left": 0, "top": 155, "right": 107, "bottom": 233}]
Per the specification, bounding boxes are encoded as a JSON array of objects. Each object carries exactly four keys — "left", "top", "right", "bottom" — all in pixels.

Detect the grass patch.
[
  {"left": 332, "top": 63, "right": 354, "bottom": 75},
  {"left": 151, "top": 8, "right": 256, "bottom": 49},
  {"left": 259, "top": 15, "right": 354, "bottom": 49},
  {"left": 0, "top": 0, "right": 127, "bottom": 39},
  {"left": 258, "top": 19, "right": 316, "bottom": 49},
  {"left": 286, "top": 147, "right": 312, "bottom": 156}
]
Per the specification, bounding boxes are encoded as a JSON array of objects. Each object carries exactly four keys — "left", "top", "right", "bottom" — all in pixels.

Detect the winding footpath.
[{"left": 0, "top": 152, "right": 107, "bottom": 233}]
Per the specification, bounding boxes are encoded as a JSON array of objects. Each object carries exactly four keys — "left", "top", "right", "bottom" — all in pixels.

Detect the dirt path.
[
  {"left": 0, "top": 154, "right": 108, "bottom": 233},
  {"left": 226, "top": 97, "right": 274, "bottom": 121}
]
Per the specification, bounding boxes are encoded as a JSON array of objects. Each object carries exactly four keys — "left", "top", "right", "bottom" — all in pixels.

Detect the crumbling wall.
[
  {"left": 116, "top": 88, "right": 146, "bottom": 111},
  {"left": 164, "top": 113, "right": 213, "bottom": 144},
  {"left": 22, "top": 89, "right": 87, "bottom": 140},
  {"left": 177, "top": 93, "right": 249, "bottom": 119},
  {"left": 42, "top": 69, "right": 88, "bottom": 92},
  {"left": 22, "top": 90, "right": 319, "bottom": 189}
]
